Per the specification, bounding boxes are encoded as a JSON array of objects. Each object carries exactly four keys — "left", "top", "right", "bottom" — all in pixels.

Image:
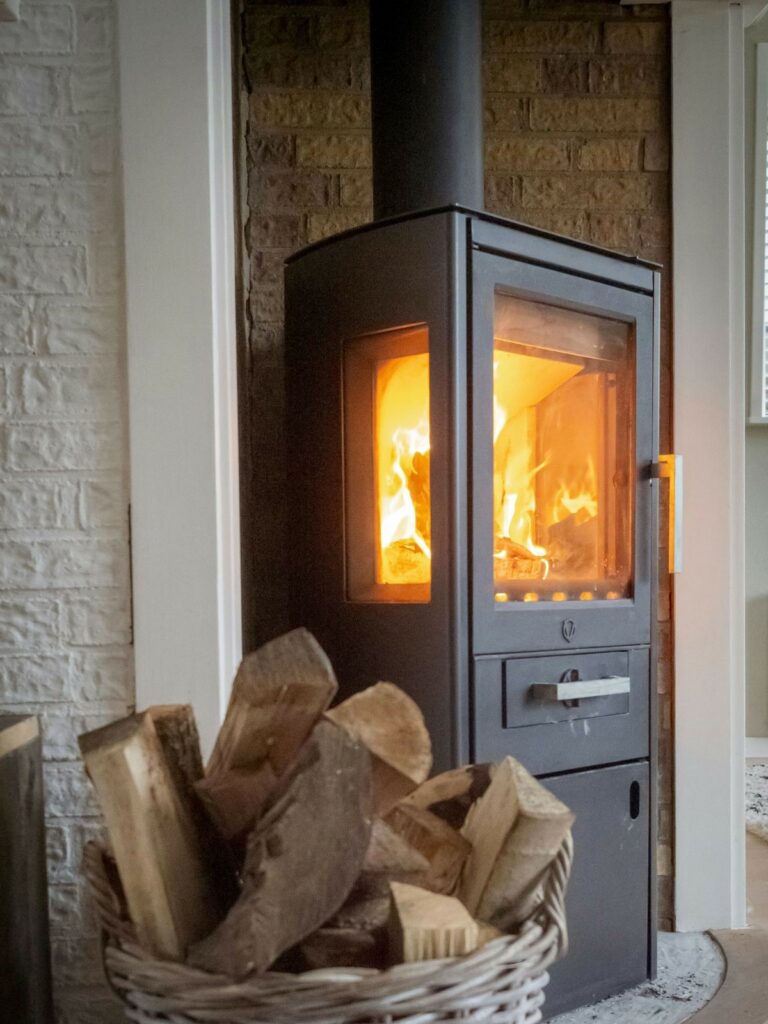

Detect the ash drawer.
[{"left": 472, "top": 648, "right": 650, "bottom": 775}]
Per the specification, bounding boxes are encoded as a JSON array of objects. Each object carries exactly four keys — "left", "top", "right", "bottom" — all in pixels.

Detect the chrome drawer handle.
[{"left": 531, "top": 675, "right": 631, "bottom": 703}]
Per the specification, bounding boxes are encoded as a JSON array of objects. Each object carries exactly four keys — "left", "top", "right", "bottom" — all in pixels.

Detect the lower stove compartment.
[{"left": 543, "top": 762, "right": 652, "bottom": 1019}]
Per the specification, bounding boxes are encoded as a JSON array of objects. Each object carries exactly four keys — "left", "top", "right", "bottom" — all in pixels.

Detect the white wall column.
[
  {"left": 117, "top": 0, "right": 241, "bottom": 754},
  {"left": 672, "top": 0, "right": 746, "bottom": 930}
]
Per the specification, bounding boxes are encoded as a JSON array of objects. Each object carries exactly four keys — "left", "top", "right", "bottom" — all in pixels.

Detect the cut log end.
[
  {"left": 326, "top": 682, "right": 432, "bottom": 796},
  {"left": 388, "top": 882, "right": 479, "bottom": 963}
]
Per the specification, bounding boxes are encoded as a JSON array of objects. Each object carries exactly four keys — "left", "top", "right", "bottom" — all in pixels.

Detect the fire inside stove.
[
  {"left": 375, "top": 351, "right": 431, "bottom": 586},
  {"left": 492, "top": 293, "right": 634, "bottom": 604},
  {"left": 346, "top": 298, "right": 633, "bottom": 606}
]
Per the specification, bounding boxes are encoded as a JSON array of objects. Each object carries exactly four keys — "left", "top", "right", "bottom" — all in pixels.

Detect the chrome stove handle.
[{"left": 531, "top": 675, "right": 631, "bottom": 703}]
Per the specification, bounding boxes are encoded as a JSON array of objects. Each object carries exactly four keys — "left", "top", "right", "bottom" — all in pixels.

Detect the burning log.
[
  {"left": 327, "top": 681, "right": 432, "bottom": 815},
  {"left": 494, "top": 538, "right": 547, "bottom": 581},
  {"left": 187, "top": 718, "right": 373, "bottom": 978},
  {"left": 79, "top": 710, "right": 225, "bottom": 960}
]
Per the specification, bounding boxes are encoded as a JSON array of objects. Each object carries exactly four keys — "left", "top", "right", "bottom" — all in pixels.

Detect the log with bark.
[
  {"left": 79, "top": 630, "right": 573, "bottom": 980},
  {"left": 300, "top": 926, "right": 383, "bottom": 970},
  {"left": 147, "top": 705, "right": 237, "bottom": 904},
  {"left": 187, "top": 718, "right": 373, "bottom": 977},
  {"left": 401, "top": 763, "right": 494, "bottom": 830},
  {"left": 79, "top": 710, "right": 226, "bottom": 960},
  {"left": 196, "top": 628, "right": 338, "bottom": 839}
]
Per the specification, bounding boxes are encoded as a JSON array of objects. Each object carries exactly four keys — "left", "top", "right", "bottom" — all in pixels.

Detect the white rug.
[
  {"left": 746, "top": 761, "right": 768, "bottom": 842},
  {"left": 549, "top": 933, "right": 724, "bottom": 1024}
]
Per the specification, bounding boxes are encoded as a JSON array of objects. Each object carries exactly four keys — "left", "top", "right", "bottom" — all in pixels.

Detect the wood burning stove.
[{"left": 285, "top": 1, "right": 664, "bottom": 1016}]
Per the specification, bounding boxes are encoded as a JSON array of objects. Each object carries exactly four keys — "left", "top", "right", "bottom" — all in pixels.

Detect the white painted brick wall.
[{"left": 0, "top": 2, "right": 133, "bottom": 1021}]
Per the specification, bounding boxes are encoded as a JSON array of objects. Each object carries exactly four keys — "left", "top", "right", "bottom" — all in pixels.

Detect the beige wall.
[
  {"left": 746, "top": 14, "right": 768, "bottom": 740},
  {"left": 747, "top": 427, "right": 768, "bottom": 737}
]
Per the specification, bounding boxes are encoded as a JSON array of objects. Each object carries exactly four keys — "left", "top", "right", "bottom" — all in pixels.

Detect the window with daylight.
[{"left": 751, "top": 43, "right": 768, "bottom": 423}]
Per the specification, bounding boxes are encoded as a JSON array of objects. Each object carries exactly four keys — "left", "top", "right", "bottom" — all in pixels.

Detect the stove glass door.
[
  {"left": 492, "top": 293, "right": 634, "bottom": 605},
  {"left": 471, "top": 248, "right": 655, "bottom": 654},
  {"left": 344, "top": 324, "right": 431, "bottom": 603}
]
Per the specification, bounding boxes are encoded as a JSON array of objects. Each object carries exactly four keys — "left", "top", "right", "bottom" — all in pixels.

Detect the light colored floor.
[
  {"left": 548, "top": 932, "right": 724, "bottom": 1024},
  {"left": 747, "top": 830, "right": 768, "bottom": 929},
  {"left": 691, "top": 928, "right": 768, "bottom": 1023},
  {"left": 747, "top": 757, "right": 768, "bottom": 929}
]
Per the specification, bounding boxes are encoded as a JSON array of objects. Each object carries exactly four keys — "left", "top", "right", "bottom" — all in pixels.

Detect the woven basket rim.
[{"left": 84, "top": 833, "right": 573, "bottom": 1023}]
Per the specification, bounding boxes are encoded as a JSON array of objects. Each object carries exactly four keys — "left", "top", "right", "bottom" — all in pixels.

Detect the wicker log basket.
[{"left": 84, "top": 832, "right": 573, "bottom": 1024}]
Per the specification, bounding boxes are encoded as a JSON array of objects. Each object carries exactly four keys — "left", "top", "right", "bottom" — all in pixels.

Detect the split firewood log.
[
  {"left": 196, "top": 628, "right": 338, "bottom": 838},
  {"left": 355, "top": 818, "right": 430, "bottom": 897},
  {"left": 146, "top": 705, "right": 237, "bottom": 903},
  {"left": 187, "top": 718, "right": 372, "bottom": 978},
  {"left": 459, "top": 756, "right": 573, "bottom": 928},
  {"left": 326, "top": 682, "right": 432, "bottom": 815},
  {"left": 459, "top": 758, "right": 521, "bottom": 915},
  {"left": 194, "top": 764, "right": 277, "bottom": 842},
  {"left": 327, "top": 823, "right": 419, "bottom": 931},
  {"left": 385, "top": 804, "right": 471, "bottom": 895},
  {"left": 389, "top": 882, "right": 481, "bottom": 962},
  {"left": 300, "top": 926, "right": 383, "bottom": 970},
  {"left": 79, "top": 711, "right": 225, "bottom": 960},
  {"left": 401, "top": 763, "right": 494, "bottom": 830},
  {"left": 329, "top": 893, "right": 390, "bottom": 932}
]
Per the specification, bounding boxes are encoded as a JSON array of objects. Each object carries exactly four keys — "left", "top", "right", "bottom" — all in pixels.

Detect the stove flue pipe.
[{"left": 369, "top": 0, "right": 484, "bottom": 220}]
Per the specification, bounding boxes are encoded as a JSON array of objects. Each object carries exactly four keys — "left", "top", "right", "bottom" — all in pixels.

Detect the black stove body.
[
  {"left": 284, "top": 1, "right": 660, "bottom": 1015},
  {"left": 286, "top": 205, "right": 659, "bottom": 1016}
]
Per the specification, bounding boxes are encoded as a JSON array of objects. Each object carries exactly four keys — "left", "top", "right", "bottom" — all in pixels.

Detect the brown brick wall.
[{"left": 238, "top": 0, "right": 673, "bottom": 927}]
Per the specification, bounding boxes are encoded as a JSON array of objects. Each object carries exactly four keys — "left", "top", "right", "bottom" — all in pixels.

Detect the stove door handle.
[
  {"left": 651, "top": 453, "right": 683, "bottom": 574},
  {"left": 531, "top": 675, "right": 631, "bottom": 703}
]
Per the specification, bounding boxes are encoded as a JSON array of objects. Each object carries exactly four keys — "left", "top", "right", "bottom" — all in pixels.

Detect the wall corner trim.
[
  {"left": 671, "top": 0, "right": 747, "bottom": 931},
  {"left": 117, "top": 0, "right": 242, "bottom": 755}
]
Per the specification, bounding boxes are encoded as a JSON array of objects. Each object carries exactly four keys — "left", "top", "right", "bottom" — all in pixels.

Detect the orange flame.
[
  {"left": 375, "top": 351, "right": 431, "bottom": 586},
  {"left": 551, "top": 457, "right": 598, "bottom": 526},
  {"left": 380, "top": 422, "right": 431, "bottom": 560},
  {"left": 493, "top": 354, "right": 599, "bottom": 587}
]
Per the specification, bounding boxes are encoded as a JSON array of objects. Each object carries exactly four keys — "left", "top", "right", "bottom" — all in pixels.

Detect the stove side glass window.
[
  {"left": 493, "top": 293, "right": 634, "bottom": 605},
  {"left": 344, "top": 325, "right": 431, "bottom": 603}
]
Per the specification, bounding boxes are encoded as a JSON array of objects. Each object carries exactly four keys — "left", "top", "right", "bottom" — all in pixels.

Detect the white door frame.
[
  {"left": 671, "top": 0, "right": 746, "bottom": 930},
  {"left": 117, "top": 0, "right": 242, "bottom": 755}
]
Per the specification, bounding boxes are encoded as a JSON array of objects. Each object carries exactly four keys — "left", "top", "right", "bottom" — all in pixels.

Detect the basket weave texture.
[{"left": 85, "top": 833, "right": 573, "bottom": 1024}]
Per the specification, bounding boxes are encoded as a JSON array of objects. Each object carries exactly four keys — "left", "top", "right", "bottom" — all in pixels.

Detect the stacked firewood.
[{"left": 78, "top": 629, "right": 573, "bottom": 978}]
